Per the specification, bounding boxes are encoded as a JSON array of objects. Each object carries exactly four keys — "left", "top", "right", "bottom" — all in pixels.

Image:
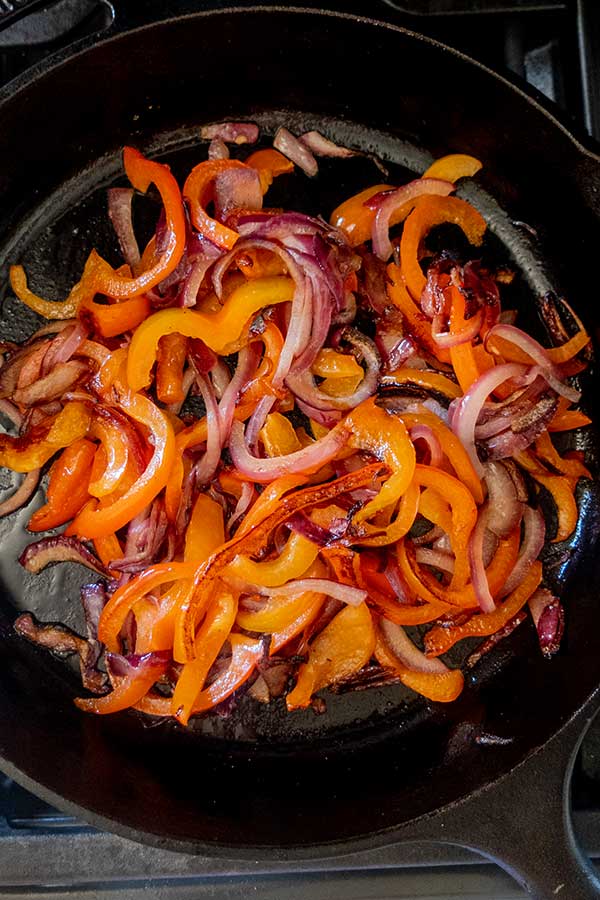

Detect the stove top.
[{"left": 1, "top": 1, "right": 600, "bottom": 897}]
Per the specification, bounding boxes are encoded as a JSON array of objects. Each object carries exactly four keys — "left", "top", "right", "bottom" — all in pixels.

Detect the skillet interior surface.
[{"left": 0, "top": 7, "right": 599, "bottom": 852}]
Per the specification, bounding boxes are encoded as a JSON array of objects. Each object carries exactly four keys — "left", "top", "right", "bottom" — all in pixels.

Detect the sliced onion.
[
  {"left": 180, "top": 241, "right": 223, "bottom": 308},
  {"left": 287, "top": 510, "right": 347, "bottom": 546},
  {"left": 485, "top": 393, "right": 558, "bottom": 460},
  {"left": 214, "top": 167, "right": 262, "bottom": 221},
  {"left": 528, "top": 588, "right": 565, "bottom": 657},
  {"left": 371, "top": 178, "right": 454, "bottom": 261},
  {"left": 409, "top": 423, "right": 443, "bottom": 467},
  {"left": 380, "top": 618, "right": 448, "bottom": 673},
  {"left": 245, "top": 394, "right": 277, "bottom": 452},
  {"left": 208, "top": 138, "right": 230, "bottom": 160},
  {"left": 258, "top": 578, "right": 366, "bottom": 607},
  {"left": 13, "top": 359, "right": 89, "bottom": 407},
  {"left": 501, "top": 505, "right": 546, "bottom": 598},
  {"left": 107, "top": 649, "right": 171, "bottom": 680},
  {"left": 217, "top": 345, "right": 260, "bottom": 445},
  {"left": 42, "top": 321, "right": 88, "bottom": 373},
  {"left": 468, "top": 505, "right": 496, "bottom": 613},
  {"left": 299, "top": 130, "right": 357, "bottom": 159},
  {"left": 432, "top": 307, "right": 484, "bottom": 348},
  {"left": 296, "top": 399, "right": 343, "bottom": 428},
  {"left": 227, "top": 481, "right": 256, "bottom": 533},
  {"left": 0, "top": 468, "right": 40, "bottom": 518},
  {"left": 201, "top": 122, "right": 259, "bottom": 144},
  {"left": 19, "top": 536, "right": 108, "bottom": 577},
  {"left": 484, "top": 461, "right": 524, "bottom": 538},
  {"left": 195, "top": 374, "right": 223, "bottom": 485},
  {"left": 229, "top": 418, "right": 348, "bottom": 482},
  {"left": 0, "top": 398, "right": 22, "bottom": 429},
  {"left": 451, "top": 363, "right": 529, "bottom": 478},
  {"left": 273, "top": 126, "right": 318, "bottom": 177},
  {"left": 108, "top": 188, "right": 141, "bottom": 271},
  {"left": 415, "top": 547, "right": 455, "bottom": 574}
]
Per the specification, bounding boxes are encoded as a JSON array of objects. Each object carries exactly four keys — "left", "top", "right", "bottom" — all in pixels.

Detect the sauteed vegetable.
[{"left": 2, "top": 122, "right": 591, "bottom": 723}]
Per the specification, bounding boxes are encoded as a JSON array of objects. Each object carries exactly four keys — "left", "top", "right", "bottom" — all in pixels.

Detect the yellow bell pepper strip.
[
  {"left": 98, "top": 560, "right": 197, "bottom": 652},
  {"left": 345, "top": 398, "right": 416, "bottom": 524},
  {"left": 236, "top": 474, "right": 306, "bottom": 537},
  {"left": 236, "top": 588, "right": 322, "bottom": 634},
  {"left": 171, "top": 589, "right": 239, "bottom": 725},
  {"left": 422, "top": 154, "right": 483, "bottom": 182},
  {"left": 27, "top": 438, "right": 95, "bottom": 532},
  {"left": 0, "top": 401, "right": 91, "bottom": 473},
  {"left": 405, "top": 411, "right": 484, "bottom": 504},
  {"left": 186, "top": 492, "right": 226, "bottom": 561},
  {"left": 311, "top": 348, "right": 364, "bottom": 379},
  {"left": 270, "top": 592, "right": 326, "bottom": 655},
  {"left": 400, "top": 195, "right": 487, "bottom": 301},
  {"left": 381, "top": 367, "right": 461, "bottom": 401},
  {"left": 487, "top": 327, "right": 590, "bottom": 367},
  {"left": 424, "top": 560, "right": 543, "bottom": 657},
  {"left": 533, "top": 431, "right": 591, "bottom": 481},
  {"left": 70, "top": 390, "right": 175, "bottom": 539},
  {"left": 126, "top": 276, "right": 294, "bottom": 392},
  {"left": 418, "top": 486, "right": 454, "bottom": 535},
  {"left": 164, "top": 417, "right": 207, "bottom": 522},
  {"left": 187, "top": 633, "right": 263, "bottom": 715},
  {"left": 156, "top": 333, "right": 188, "bottom": 405},
  {"left": 386, "top": 263, "right": 451, "bottom": 363},
  {"left": 260, "top": 412, "right": 302, "bottom": 457},
  {"left": 286, "top": 602, "right": 375, "bottom": 710},
  {"left": 176, "top": 463, "right": 386, "bottom": 660},
  {"left": 75, "top": 651, "right": 170, "bottom": 715},
  {"left": 329, "top": 184, "right": 393, "bottom": 247},
  {"left": 227, "top": 531, "right": 319, "bottom": 587},
  {"left": 530, "top": 471, "right": 578, "bottom": 543},
  {"left": 356, "top": 480, "right": 420, "bottom": 547},
  {"left": 246, "top": 148, "right": 294, "bottom": 193},
  {"left": 183, "top": 158, "right": 249, "bottom": 249},
  {"left": 448, "top": 286, "right": 495, "bottom": 393},
  {"left": 374, "top": 627, "right": 464, "bottom": 702},
  {"left": 9, "top": 259, "right": 97, "bottom": 320},
  {"left": 320, "top": 373, "right": 363, "bottom": 398},
  {"left": 78, "top": 294, "right": 150, "bottom": 338}
]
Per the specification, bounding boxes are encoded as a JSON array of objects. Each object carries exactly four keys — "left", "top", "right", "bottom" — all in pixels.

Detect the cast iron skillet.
[{"left": 0, "top": 5, "right": 600, "bottom": 898}]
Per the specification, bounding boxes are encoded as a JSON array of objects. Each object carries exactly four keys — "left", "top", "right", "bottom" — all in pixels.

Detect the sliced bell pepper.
[
  {"left": 422, "top": 154, "right": 483, "bottom": 182},
  {"left": 533, "top": 431, "right": 591, "bottom": 481},
  {"left": 374, "top": 627, "right": 464, "bottom": 702},
  {"left": 400, "top": 195, "right": 487, "bottom": 301},
  {"left": 530, "top": 471, "right": 578, "bottom": 543},
  {"left": 311, "top": 348, "right": 364, "bottom": 379},
  {"left": 93, "top": 533, "right": 124, "bottom": 572},
  {"left": 127, "top": 276, "right": 294, "bottom": 392},
  {"left": 329, "top": 184, "right": 393, "bottom": 247},
  {"left": 156, "top": 333, "right": 188, "bottom": 405},
  {"left": 548, "top": 403, "right": 591, "bottom": 433},
  {"left": 164, "top": 417, "right": 208, "bottom": 522},
  {"left": 9, "top": 259, "right": 97, "bottom": 320},
  {"left": 27, "top": 438, "right": 95, "bottom": 532},
  {"left": 345, "top": 398, "right": 416, "bottom": 524},
  {"left": 70, "top": 390, "right": 175, "bottom": 539},
  {"left": 381, "top": 367, "right": 461, "bottom": 400},
  {"left": 183, "top": 159, "right": 248, "bottom": 249},
  {"left": 270, "top": 592, "right": 326, "bottom": 655},
  {"left": 75, "top": 651, "right": 170, "bottom": 714},
  {"left": 448, "top": 285, "right": 495, "bottom": 393},
  {"left": 0, "top": 401, "right": 91, "bottom": 474},
  {"left": 260, "top": 412, "right": 302, "bottom": 457},
  {"left": 227, "top": 531, "right": 319, "bottom": 587},
  {"left": 286, "top": 602, "right": 375, "bottom": 710},
  {"left": 356, "top": 480, "right": 421, "bottom": 547},
  {"left": 171, "top": 589, "right": 239, "bottom": 725},
  {"left": 87, "top": 412, "right": 131, "bottom": 498},
  {"left": 246, "top": 148, "right": 294, "bottom": 193},
  {"left": 386, "top": 263, "right": 451, "bottom": 363},
  {"left": 487, "top": 327, "right": 590, "bottom": 367},
  {"left": 78, "top": 294, "right": 150, "bottom": 338},
  {"left": 424, "top": 561, "right": 542, "bottom": 657},
  {"left": 187, "top": 633, "right": 263, "bottom": 714}
]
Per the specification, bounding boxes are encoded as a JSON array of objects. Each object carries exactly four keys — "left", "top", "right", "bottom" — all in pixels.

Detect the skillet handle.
[{"left": 406, "top": 696, "right": 600, "bottom": 899}]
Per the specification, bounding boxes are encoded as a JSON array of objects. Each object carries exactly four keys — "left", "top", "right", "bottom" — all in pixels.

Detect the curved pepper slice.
[
  {"left": 386, "top": 263, "right": 451, "bottom": 363},
  {"left": 381, "top": 367, "right": 461, "bottom": 400},
  {"left": 422, "top": 154, "right": 482, "bottom": 182},
  {"left": 329, "top": 184, "right": 392, "bottom": 247},
  {"left": 183, "top": 158, "right": 249, "bottom": 249},
  {"left": 187, "top": 633, "right": 263, "bottom": 715},
  {"left": 227, "top": 531, "right": 319, "bottom": 587},
  {"left": 171, "top": 589, "right": 239, "bottom": 725},
  {"left": 246, "top": 148, "right": 294, "bottom": 193},
  {"left": 70, "top": 390, "right": 175, "bottom": 539},
  {"left": 286, "top": 602, "right": 375, "bottom": 710},
  {"left": 345, "top": 398, "right": 416, "bottom": 524},
  {"left": 530, "top": 471, "right": 578, "bottom": 543},
  {"left": 260, "top": 412, "right": 302, "bottom": 457},
  {"left": 374, "top": 627, "right": 464, "bottom": 702},
  {"left": 156, "top": 333, "right": 188, "bottom": 405},
  {"left": 75, "top": 651, "right": 170, "bottom": 714},
  {"left": 400, "top": 195, "right": 487, "bottom": 301},
  {"left": 356, "top": 480, "right": 420, "bottom": 547},
  {"left": 270, "top": 592, "right": 326, "bottom": 655},
  {"left": 126, "top": 275, "right": 294, "bottom": 392},
  {"left": 0, "top": 401, "right": 91, "bottom": 473},
  {"left": 424, "top": 561, "right": 543, "bottom": 657},
  {"left": 448, "top": 286, "right": 495, "bottom": 393},
  {"left": 164, "top": 417, "right": 208, "bottom": 522},
  {"left": 79, "top": 294, "right": 150, "bottom": 338},
  {"left": 27, "top": 438, "right": 95, "bottom": 532},
  {"left": 88, "top": 413, "right": 129, "bottom": 498}
]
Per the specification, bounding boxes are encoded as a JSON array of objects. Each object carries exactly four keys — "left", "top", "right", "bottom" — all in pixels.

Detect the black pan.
[{"left": 0, "top": 5, "right": 600, "bottom": 898}]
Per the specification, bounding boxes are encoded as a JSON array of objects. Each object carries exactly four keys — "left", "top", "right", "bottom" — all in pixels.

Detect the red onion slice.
[
  {"left": 0, "top": 468, "right": 40, "bottom": 518},
  {"left": 432, "top": 308, "right": 484, "bottom": 348},
  {"left": 484, "top": 461, "right": 524, "bottom": 538},
  {"left": 214, "top": 167, "right": 263, "bottom": 221},
  {"left": 273, "top": 126, "right": 318, "bottom": 177},
  {"left": 227, "top": 481, "right": 256, "bottom": 533},
  {"left": 13, "top": 359, "right": 89, "bottom": 407},
  {"left": 201, "top": 122, "right": 259, "bottom": 144},
  {"left": 258, "top": 578, "right": 366, "bottom": 607},
  {"left": 371, "top": 178, "right": 454, "bottom": 261},
  {"left": 195, "top": 374, "right": 223, "bottom": 485},
  {"left": 19, "top": 536, "right": 109, "bottom": 577},
  {"left": 501, "top": 505, "right": 546, "bottom": 598},
  {"left": 229, "top": 419, "right": 348, "bottom": 482},
  {"left": 299, "top": 130, "right": 357, "bottom": 159},
  {"left": 217, "top": 344, "right": 260, "bottom": 445},
  {"left": 528, "top": 588, "right": 565, "bottom": 657},
  {"left": 380, "top": 618, "right": 448, "bottom": 673},
  {"left": 108, "top": 188, "right": 141, "bottom": 271},
  {"left": 409, "top": 423, "right": 443, "bottom": 467},
  {"left": 468, "top": 505, "right": 496, "bottom": 613},
  {"left": 415, "top": 547, "right": 455, "bottom": 574},
  {"left": 208, "top": 138, "right": 230, "bottom": 160}
]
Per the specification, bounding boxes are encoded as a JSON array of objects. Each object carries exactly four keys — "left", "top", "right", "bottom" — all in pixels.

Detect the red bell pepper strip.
[{"left": 27, "top": 438, "right": 95, "bottom": 532}]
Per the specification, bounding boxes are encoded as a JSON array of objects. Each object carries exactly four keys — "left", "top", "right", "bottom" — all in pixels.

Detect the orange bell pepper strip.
[
  {"left": 183, "top": 158, "right": 249, "bottom": 249},
  {"left": 413, "top": 464, "right": 477, "bottom": 588},
  {"left": 311, "top": 348, "right": 364, "bottom": 379},
  {"left": 356, "top": 480, "right": 421, "bottom": 547},
  {"left": 260, "top": 412, "right": 303, "bottom": 457},
  {"left": 227, "top": 530, "right": 319, "bottom": 587},
  {"left": 93, "top": 533, "right": 124, "bottom": 572},
  {"left": 418, "top": 486, "right": 454, "bottom": 536},
  {"left": 164, "top": 418, "right": 207, "bottom": 522},
  {"left": 75, "top": 651, "right": 170, "bottom": 715},
  {"left": 171, "top": 589, "right": 239, "bottom": 725},
  {"left": 246, "top": 148, "right": 294, "bottom": 193},
  {"left": 422, "top": 154, "right": 483, "bottom": 182},
  {"left": 530, "top": 471, "right": 578, "bottom": 543},
  {"left": 236, "top": 474, "right": 306, "bottom": 537},
  {"left": 374, "top": 627, "right": 464, "bottom": 702},
  {"left": 187, "top": 633, "right": 263, "bottom": 715},
  {"left": 70, "top": 390, "right": 175, "bottom": 539},
  {"left": 9, "top": 262, "right": 95, "bottom": 320},
  {"left": 176, "top": 464, "right": 386, "bottom": 660},
  {"left": 345, "top": 398, "right": 416, "bottom": 524},
  {"left": 87, "top": 413, "right": 131, "bottom": 498},
  {"left": 286, "top": 602, "right": 375, "bottom": 710},
  {"left": 236, "top": 589, "right": 323, "bottom": 635},
  {"left": 401, "top": 195, "right": 487, "bottom": 301},
  {"left": 400, "top": 410, "right": 484, "bottom": 504},
  {"left": 0, "top": 401, "right": 91, "bottom": 473},
  {"left": 381, "top": 367, "right": 461, "bottom": 400},
  {"left": 329, "top": 184, "right": 393, "bottom": 247},
  {"left": 386, "top": 263, "right": 451, "bottom": 363},
  {"left": 487, "top": 327, "right": 590, "bottom": 367},
  {"left": 78, "top": 294, "right": 150, "bottom": 338},
  {"left": 448, "top": 286, "right": 495, "bottom": 393},
  {"left": 126, "top": 276, "right": 294, "bottom": 392},
  {"left": 156, "top": 333, "right": 188, "bottom": 405},
  {"left": 547, "top": 396, "right": 591, "bottom": 432},
  {"left": 424, "top": 561, "right": 542, "bottom": 657},
  {"left": 270, "top": 593, "right": 326, "bottom": 655},
  {"left": 533, "top": 431, "right": 591, "bottom": 481},
  {"left": 27, "top": 438, "right": 95, "bottom": 532}
]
